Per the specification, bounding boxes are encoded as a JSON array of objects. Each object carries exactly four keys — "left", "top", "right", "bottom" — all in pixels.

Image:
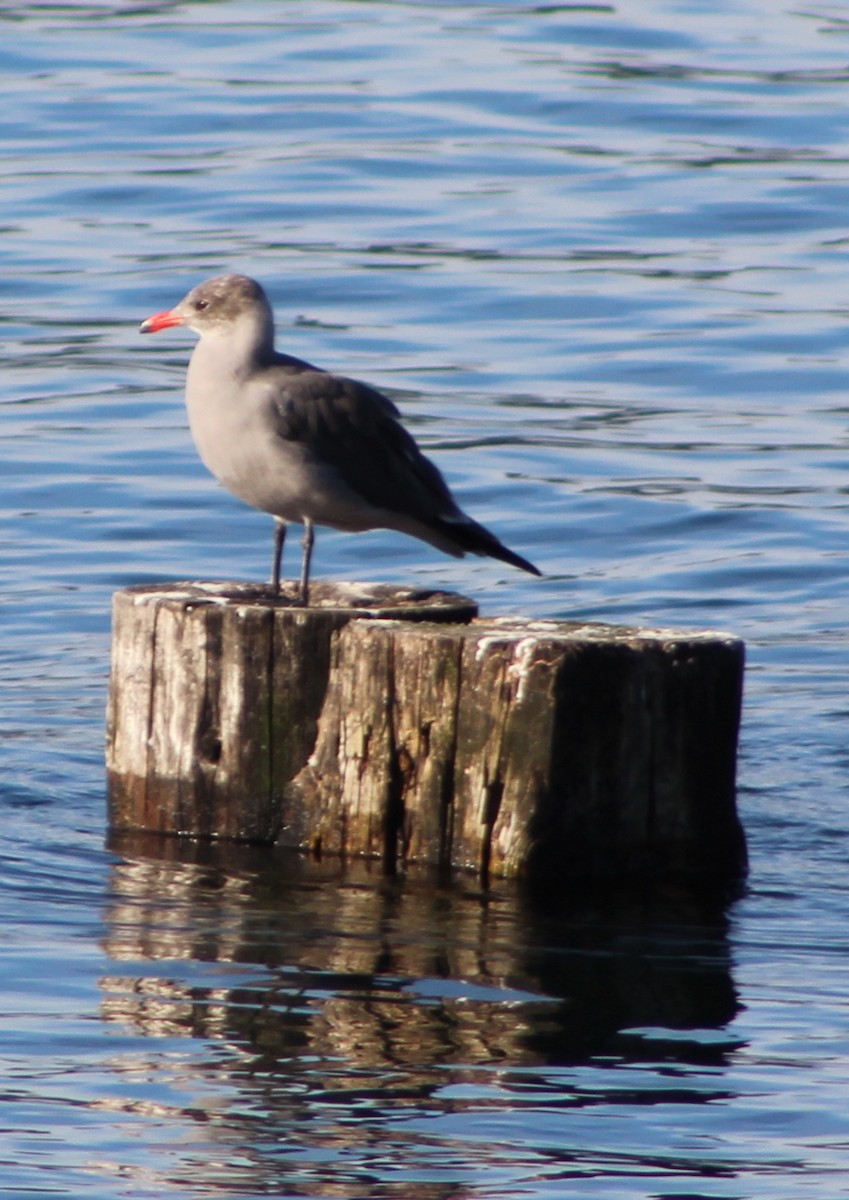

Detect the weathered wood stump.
[
  {"left": 106, "top": 584, "right": 747, "bottom": 883},
  {"left": 106, "top": 582, "right": 477, "bottom": 843},
  {"left": 288, "top": 618, "right": 746, "bottom": 881}
]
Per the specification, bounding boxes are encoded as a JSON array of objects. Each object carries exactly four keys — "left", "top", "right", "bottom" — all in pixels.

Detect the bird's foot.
[{"left": 265, "top": 579, "right": 308, "bottom": 606}]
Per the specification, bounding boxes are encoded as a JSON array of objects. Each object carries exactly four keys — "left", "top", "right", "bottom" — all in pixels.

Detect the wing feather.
[{"left": 268, "top": 361, "right": 457, "bottom": 524}]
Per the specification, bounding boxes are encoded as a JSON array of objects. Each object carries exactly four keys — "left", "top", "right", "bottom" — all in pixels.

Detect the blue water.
[{"left": 3, "top": 1, "right": 849, "bottom": 1196}]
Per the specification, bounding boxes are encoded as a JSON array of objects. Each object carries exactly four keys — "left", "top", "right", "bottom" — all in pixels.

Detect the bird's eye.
[{"left": 194, "top": 298, "right": 209, "bottom": 311}]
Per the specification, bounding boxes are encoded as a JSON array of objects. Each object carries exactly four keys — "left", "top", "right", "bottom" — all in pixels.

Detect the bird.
[{"left": 139, "top": 273, "right": 541, "bottom": 603}]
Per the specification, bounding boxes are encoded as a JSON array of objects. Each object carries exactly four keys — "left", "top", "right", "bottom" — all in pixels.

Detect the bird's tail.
[{"left": 433, "top": 513, "right": 542, "bottom": 577}]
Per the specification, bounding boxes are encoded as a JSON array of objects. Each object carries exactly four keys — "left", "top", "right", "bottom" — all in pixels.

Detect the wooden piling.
[
  {"left": 106, "top": 582, "right": 477, "bottom": 843},
  {"left": 289, "top": 618, "right": 746, "bottom": 881},
  {"left": 106, "top": 584, "right": 747, "bottom": 883}
]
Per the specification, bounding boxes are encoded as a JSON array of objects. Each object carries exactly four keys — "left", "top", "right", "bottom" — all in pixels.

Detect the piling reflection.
[
  {"left": 99, "top": 833, "right": 744, "bottom": 1195},
  {"left": 103, "top": 833, "right": 741, "bottom": 1062}
]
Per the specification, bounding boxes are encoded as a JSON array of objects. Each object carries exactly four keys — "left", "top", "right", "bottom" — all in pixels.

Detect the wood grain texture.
[
  {"left": 287, "top": 619, "right": 746, "bottom": 881},
  {"left": 107, "top": 588, "right": 746, "bottom": 882},
  {"left": 106, "top": 582, "right": 477, "bottom": 843}
]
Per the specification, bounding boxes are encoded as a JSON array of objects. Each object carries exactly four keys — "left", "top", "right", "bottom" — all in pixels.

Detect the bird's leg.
[
  {"left": 271, "top": 518, "right": 287, "bottom": 593},
  {"left": 298, "top": 519, "right": 315, "bottom": 606}
]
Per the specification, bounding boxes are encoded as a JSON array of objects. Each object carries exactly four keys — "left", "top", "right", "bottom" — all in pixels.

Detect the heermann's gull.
[{"left": 139, "top": 273, "right": 541, "bottom": 602}]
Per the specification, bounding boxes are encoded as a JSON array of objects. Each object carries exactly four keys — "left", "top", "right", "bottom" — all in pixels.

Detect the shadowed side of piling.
[{"left": 285, "top": 619, "right": 747, "bottom": 883}]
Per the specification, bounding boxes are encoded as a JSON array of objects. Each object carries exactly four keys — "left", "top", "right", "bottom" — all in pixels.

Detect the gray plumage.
[{"left": 140, "top": 273, "right": 541, "bottom": 601}]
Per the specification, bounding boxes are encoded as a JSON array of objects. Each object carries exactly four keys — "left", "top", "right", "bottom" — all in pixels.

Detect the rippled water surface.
[{"left": 3, "top": 2, "right": 849, "bottom": 1196}]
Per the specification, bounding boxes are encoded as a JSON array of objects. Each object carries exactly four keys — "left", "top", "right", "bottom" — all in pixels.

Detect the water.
[{"left": 2, "top": 1, "right": 849, "bottom": 1195}]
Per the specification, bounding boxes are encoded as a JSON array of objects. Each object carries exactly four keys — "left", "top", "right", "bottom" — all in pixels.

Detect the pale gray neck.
[{"left": 191, "top": 314, "right": 275, "bottom": 379}]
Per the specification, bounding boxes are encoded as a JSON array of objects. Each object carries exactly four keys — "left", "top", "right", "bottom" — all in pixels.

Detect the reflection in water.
[{"left": 99, "top": 834, "right": 743, "bottom": 1195}]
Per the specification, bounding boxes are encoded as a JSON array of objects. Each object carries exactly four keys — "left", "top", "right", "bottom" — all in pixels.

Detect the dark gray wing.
[
  {"left": 267, "top": 360, "right": 459, "bottom": 523},
  {"left": 264, "top": 355, "right": 541, "bottom": 576}
]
